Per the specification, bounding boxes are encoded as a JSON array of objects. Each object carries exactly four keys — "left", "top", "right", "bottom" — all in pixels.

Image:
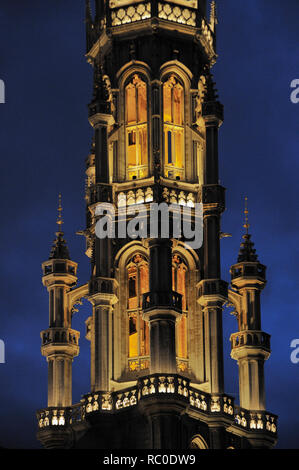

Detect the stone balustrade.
[
  {"left": 231, "top": 263, "right": 266, "bottom": 281},
  {"left": 104, "top": 1, "right": 215, "bottom": 52},
  {"left": 89, "top": 277, "right": 115, "bottom": 296},
  {"left": 37, "top": 374, "right": 277, "bottom": 436},
  {"left": 230, "top": 331, "right": 271, "bottom": 352},
  {"left": 41, "top": 328, "right": 80, "bottom": 347},
  {"left": 198, "top": 279, "right": 228, "bottom": 299},
  {"left": 234, "top": 406, "right": 277, "bottom": 435},
  {"left": 86, "top": 183, "right": 113, "bottom": 205},
  {"left": 37, "top": 404, "right": 83, "bottom": 428},
  {"left": 142, "top": 290, "right": 182, "bottom": 311},
  {"left": 116, "top": 185, "right": 198, "bottom": 208},
  {"left": 117, "top": 187, "right": 154, "bottom": 207}
]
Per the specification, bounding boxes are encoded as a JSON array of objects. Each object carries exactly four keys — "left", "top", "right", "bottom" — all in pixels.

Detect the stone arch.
[
  {"left": 113, "top": 242, "right": 150, "bottom": 380},
  {"left": 115, "top": 241, "right": 149, "bottom": 270},
  {"left": 189, "top": 434, "right": 209, "bottom": 449},
  {"left": 160, "top": 62, "right": 194, "bottom": 181},
  {"left": 160, "top": 60, "right": 193, "bottom": 89},
  {"left": 116, "top": 63, "right": 152, "bottom": 182},
  {"left": 172, "top": 243, "right": 201, "bottom": 377}
]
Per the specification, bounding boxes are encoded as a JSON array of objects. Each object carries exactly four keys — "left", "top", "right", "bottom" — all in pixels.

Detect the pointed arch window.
[
  {"left": 125, "top": 75, "right": 148, "bottom": 180},
  {"left": 127, "top": 254, "right": 150, "bottom": 371},
  {"left": 173, "top": 255, "right": 188, "bottom": 366},
  {"left": 163, "top": 75, "right": 184, "bottom": 180}
]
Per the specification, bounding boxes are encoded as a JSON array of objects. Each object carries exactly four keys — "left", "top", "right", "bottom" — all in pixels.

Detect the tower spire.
[
  {"left": 85, "top": 0, "right": 92, "bottom": 23},
  {"left": 56, "top": 192, "right": 63, "bottom": 230},
  {"left": 210, "top": 1, "right": 218, "bottom": 33},
  {"left": 49, "top": 194, "right": 70, "bottom": 260},
  {"left": 237, "top": 197, "right": 258, "bottom": 263},
  {"left": 203, "top": 68, "right": 219, "bottom": 102},
  {"left": 89, "top": 60, "right": 111, "bottom": 117},
  {"left": 243, "top": 196, "right": 250, "bottom": 235}
]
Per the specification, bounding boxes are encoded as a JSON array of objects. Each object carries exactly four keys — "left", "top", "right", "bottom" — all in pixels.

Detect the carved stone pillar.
[
  {"left": 143, "top": 238, "right": 182, "bottom": 374},
  {"left": 88, "top": 287, "right": 118, "bottom": 392}
]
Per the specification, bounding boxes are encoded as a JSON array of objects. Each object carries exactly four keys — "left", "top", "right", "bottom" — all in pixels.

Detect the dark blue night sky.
[{"left": 0, "top": 0, "right": 298, "bottom": 449}]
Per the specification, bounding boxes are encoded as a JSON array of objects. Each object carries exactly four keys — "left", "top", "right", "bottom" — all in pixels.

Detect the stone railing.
[
  {"left": 234, "top": 406, "right": 277, "bottom": 435},
  {"left": 37, "top": 404, "right": 83, "bottom": 429},
  {"left": 86, "top": 183, "right": 113, "bottom": 205},
  {"left": 37, "top": 374, "right": 277, "bottom": 436},
  {"left": 106, "top": 1, "right": 215, "bottom": 50},
  {"left": 89, "top": 277, "right": 115, "bottom": 296},
  {"left": 110, "top": 1, "right": 151, "bottom": 26},
  {"left": 231, "top": 263, "right": 266, "bottom": 281},
  {"left": 41, "top": 328, "right": 80, "bottom": 347},
  {"left": 117, "top": 187, "right": 154, "bottom": 207},
  {"left": 142, "top": 290, "right": 182, "bottom": 311},
  {"left": 230, "top": 331, "right": 271, "bottom": 352},
  {"left": 198, "top": 279, "right": 228, "bottom": 299},
  {"left": 116, "top": 185, "right": 198, "bottom": 208},
  {"left": 162, "top": 187, "right": 197, "bottom": 207},
  {"left": 158, "top": 2, "right": 196, "bottom": 27}
]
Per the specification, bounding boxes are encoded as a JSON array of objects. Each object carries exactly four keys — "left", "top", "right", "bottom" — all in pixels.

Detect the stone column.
[
  {"left": 88, "top": 290, "right": 118, "bottom": 392},
  {"left": 89, "top": 113, "right": 115, "bottom": 184},
  {"left": 41, "top": 258, "right": 79, "bottom": 408},
  {"left": 230, "top": 257, "right": 270, "bottom": 411},
  {"left": 143, "top": 239, "right": 181, "bottom": 374}
]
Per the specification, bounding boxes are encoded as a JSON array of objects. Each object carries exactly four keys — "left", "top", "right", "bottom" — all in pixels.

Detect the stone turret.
[
  {"left": 40, "top": 196, "right": 79, "bottom": 409},
  {"left": 230, "top": 198, "right": 270, "bottom": 412}
]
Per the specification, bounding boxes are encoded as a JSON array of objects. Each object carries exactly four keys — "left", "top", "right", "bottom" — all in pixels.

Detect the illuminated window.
[
  {"left": 163, "top": 76, "right": 184, "bottom": 179},
  {"left": 127, "top": 254, "right": 150, "bottom": 370},
  {"left": 173, "top": 255, "right": 188, "bottom": 360},
  {"left": 125, "top": 75, "right": 148, "bottom": 180}
]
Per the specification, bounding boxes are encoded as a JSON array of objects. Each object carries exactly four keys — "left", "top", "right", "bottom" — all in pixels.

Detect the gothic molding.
[
  {"left": 116, "top": 61, "right": 152, "bottom": 86},
  {"left": 160, "top": 60, "right": 193, "bottom": 84},
  {"left": 114, "top": 241, "right": 149, "bottom": 269}
]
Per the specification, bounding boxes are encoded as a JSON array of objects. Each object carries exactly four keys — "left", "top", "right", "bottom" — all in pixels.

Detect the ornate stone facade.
[{"left": 37, "top": 1, "right": 277, "bottom": 449}]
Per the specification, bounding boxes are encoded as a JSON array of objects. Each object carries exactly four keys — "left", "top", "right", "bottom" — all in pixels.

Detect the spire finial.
[
  {"left": 243, "top": 196, "right": 250, "bottom": 235},
  {"left": 236, "top": 196, "right": 258, "bottom": 263},
  {"left": 49, "top": 193, "right": 70, "bottom": 260},
  {"left": 57, "top": 193, "right": 63, "bottom": 230},
  {"left": 85, "top": 0, "right": 92, "bottom": 22},
  {"left": 210, "top": 1, "right": 218, "bottom": 33}
]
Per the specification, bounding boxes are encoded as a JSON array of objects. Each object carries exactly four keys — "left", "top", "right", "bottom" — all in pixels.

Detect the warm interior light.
[
  {"left": 127, "top": 255, "right": 149, "bottom": 361},
  {"left": 173, "top": 255, "right": 188, "bottom": 359},
  {"left": 163, "top": 76, "right": 184, "bottom": 179},
  {"left": 126, "top": 75, "right": 148, "bottom": 180}
]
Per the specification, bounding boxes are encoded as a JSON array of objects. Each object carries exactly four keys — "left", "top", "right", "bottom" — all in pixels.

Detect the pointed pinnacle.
[
  {"left": 56, "top": 193, "right": 63, "bottom": 231},
  {"left": 243, "top": 196, "right": 250, "bottom": 235},
  {"left": 85, "top": 0, "right": 92, "bottom": 22},
  {"left": 203, "top": 68, "right": 219, "bottom": 102},
  {"left": 210, "top": 1, "right": 218, "bottom": 33}
]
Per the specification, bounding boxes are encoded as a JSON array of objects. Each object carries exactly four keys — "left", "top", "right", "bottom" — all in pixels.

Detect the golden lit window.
[
  {"left": 125, "top": 75, "right": 148, "bottom": 180},
  {"left": 127, "top": 254, "right": 150, "bottom": 371},
  {"left": 173, "top": 255, "right": 188, "bottom": 361},
  {"left": 163, "top": 75, "right": 184, "bottom": 180}
]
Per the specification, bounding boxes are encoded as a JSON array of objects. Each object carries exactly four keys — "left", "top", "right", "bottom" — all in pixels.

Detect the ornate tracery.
[
  {"left": 163, "top": 75, "right": 185, "bottom": 179},
  {"left": 125, "top": 74, "right": 148, "bottom": 180},
  {"left": 173, "top": 254, "right": 188, "bottom": 364},
  {"left": 127, "top": 254, "right": 150, "bottom": 371}
]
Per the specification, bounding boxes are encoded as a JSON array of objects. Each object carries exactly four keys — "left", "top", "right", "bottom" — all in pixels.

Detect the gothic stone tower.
[{"left": 37, "top": 0, "right": 277, "bottom": 449}]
